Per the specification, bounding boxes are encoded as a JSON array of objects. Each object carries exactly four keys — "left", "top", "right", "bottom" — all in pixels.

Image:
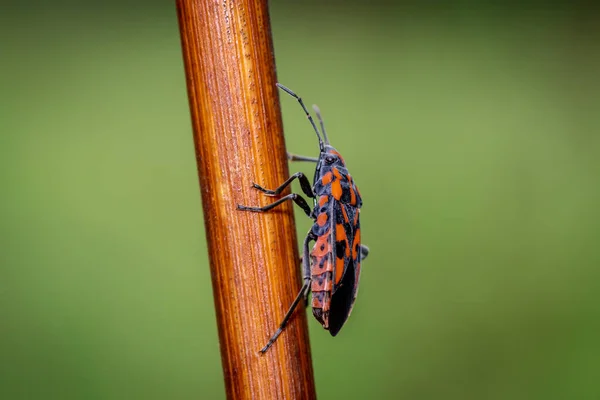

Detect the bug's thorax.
[
  {"left": 313, "top": 145, "right": 347, "bottom": 189},
  {"left": 311, "top": 144, "right": 362, "bottom": 209}
]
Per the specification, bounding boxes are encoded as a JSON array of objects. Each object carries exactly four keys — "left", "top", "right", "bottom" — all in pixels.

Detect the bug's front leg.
[
  {"left": 251, "top": 171, "right": 314, "bottom": 199},
  {"left": 287, "top": 152, "right": 319, "bottom": 163},
  {"left": 238, "top": 172, "right": 315, "bottom": 217},
  {"left": 237, "top": 193, "right": 312, "bottom": 217}
]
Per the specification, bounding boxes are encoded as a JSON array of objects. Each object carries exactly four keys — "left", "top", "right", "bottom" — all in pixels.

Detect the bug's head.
[{"left": 321, "top": 145, "right": 346, "bottom": 168}]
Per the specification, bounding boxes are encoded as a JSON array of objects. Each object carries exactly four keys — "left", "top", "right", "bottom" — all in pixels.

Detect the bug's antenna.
[
  {"left": 312, "top": 105, "right": 330, "bottom": 145},
  {"left": 277, "top": 83, "right": 324, "bottom": 149}
]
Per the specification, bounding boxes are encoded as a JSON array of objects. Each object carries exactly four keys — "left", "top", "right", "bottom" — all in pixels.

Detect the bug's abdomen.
[
  {"left": 309, "top": 196, "right": 334, "bottom": 329},
  {"left": 310, "top": 232, "right": 334, "bottom": 329}
]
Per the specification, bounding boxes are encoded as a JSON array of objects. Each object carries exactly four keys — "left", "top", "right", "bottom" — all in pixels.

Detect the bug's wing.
[{"left": 328, "top": 202, "right": 361, "bottom": 336}]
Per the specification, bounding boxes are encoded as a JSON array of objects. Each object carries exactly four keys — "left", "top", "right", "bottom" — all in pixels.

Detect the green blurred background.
[{"left": 2, "top": 1, "right": 600, "bottom": 399}]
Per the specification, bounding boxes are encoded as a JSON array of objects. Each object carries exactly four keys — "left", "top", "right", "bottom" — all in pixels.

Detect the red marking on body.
[
  {"left": 311, "top": 279, "right": 324, "bottom": 292},
  {"left": 331, "top": 168, "right": 344, "bottom": 200},
  {"left": 311, "top": 273, "right": 333, "bottom": 292},
  {"left": 320, "top": 258, "right": 333, "bottom": 272},
  {"left": 322, "top": 171, "right": 333, "bottom": 185},
  {"left": 331, "top": 180, "right": 342, "bottom": 200},
  {"left": 336, "top": 223, "right": 346, "bottom": 239},
  {"left": 317, "top": 213, "right": 328, "bottom": 226},
  {"left": 319, "top": 195, "right": 328, "bottom": 207},
  {"left": 335, "top": 256, "right": 345, "bottom": 284},
  {"left": 332, "top": 167, "right": 343, "bottom": 180},
  {"left": 312, "top": 234, "right": 331, "bottom": 257},
  {"left": 312, "top": 296, "right": 323, "bottom": 309}
]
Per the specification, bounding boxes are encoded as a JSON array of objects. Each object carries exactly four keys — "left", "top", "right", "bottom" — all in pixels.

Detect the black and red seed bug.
[{"left": 237, "top": 83, "right": 369, "bottom": 353}]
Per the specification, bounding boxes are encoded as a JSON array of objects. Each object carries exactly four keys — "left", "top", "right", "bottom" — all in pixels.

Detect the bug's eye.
[{"left": 325, "top": 155, "right": 336, "bottom": 164}]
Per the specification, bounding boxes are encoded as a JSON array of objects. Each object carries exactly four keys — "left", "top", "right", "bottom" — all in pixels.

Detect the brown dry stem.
[{"left": 176, "top": 1, "right": 316, "bottom": 399}]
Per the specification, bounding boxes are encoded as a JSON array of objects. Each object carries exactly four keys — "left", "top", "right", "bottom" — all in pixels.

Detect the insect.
[{"left": 237, "top": 83, "right": 369, "bottom": 353}]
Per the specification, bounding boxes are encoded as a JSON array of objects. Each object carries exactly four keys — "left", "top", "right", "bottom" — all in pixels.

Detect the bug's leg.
[
  {"left": 296, "top": 255, "right": 312, "bottom": 308},
  {"left": 288, "top": 152, "right": 319, "bottom": 163},
  {"left": 260, "top": 232, "right": 315, "bottom": 354},
  {"left": 360, "top": 244, "right": 370, "bottom": 261},
  {"left": 251, "top": 172, "right": 314, "bottom": 198},
  {"left": 301, "top": 233, "right": 313, "bottom": 305},
  {"left": 237, "top": 193, "right": 312, "bottom": 217}
]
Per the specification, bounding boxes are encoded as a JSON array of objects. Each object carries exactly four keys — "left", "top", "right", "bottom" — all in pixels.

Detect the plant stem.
[{"left": 176, "top": 1, "right": 317, "bottom": 399}]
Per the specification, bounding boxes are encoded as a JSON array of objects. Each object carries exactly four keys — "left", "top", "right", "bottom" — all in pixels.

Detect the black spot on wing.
[
  {"left": 335, "top": 240, "right": 346, "bottom": 260},
  {"left": 333, "top": 204, "right": 353, "bottom": 239},
  {"left": 341, "top": 185, "right": 352, "bottom": 203}
]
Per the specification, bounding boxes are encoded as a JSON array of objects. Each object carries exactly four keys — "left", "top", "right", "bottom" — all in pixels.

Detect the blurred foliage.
[{"left": 1, "top": 1, "right": 599, "bottom": 399}]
